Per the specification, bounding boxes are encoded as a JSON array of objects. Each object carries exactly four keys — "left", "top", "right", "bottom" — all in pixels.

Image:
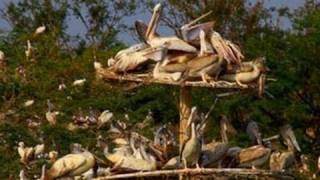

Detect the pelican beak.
[{"left": 146, "top": 3, "right": 162, "bottom": 39}]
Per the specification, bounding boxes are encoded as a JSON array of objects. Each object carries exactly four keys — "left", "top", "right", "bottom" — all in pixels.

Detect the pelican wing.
[
  {"left": 187, "top": 55, "right": 218, "bottom": 73},
  {"left": 149, "top": 37, "right": 197, "bottom": 53},
  {"left": 239, "top": 145, "right": 269, "bottom": 163},
  {"left": 114, "top": 43, "right": 148, "bottom": 60}
]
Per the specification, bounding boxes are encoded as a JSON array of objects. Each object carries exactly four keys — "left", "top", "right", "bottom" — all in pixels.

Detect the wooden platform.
[
  {"left": 96, "top": 68, "right": 257, "bottom": 89},
  {"left": 94, "top": 168, "right": 294, "bottom": 180}
]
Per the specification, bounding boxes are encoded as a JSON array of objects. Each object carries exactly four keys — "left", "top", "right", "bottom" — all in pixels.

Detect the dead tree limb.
[{"left": 94, "top": 168, "right": 294, "bottom": 180}]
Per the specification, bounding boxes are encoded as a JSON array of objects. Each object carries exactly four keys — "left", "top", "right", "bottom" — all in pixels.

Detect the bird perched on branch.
[
  {"left": 18, "top": 142, "right": 34, "bottom": 165},
  {"left": 180, "top": 107, "right": 202, "bottom": 169},
  {"left": 246, "top": 120, "right": 263, "bottom": 145},
  {"left": 220, "top": 57, "right": 268, "bottom": 88},
  {"left": 34, "top": 25, "right": 46, "bottom": 36},
  {"left": 280, "top": 124, "right": 301, "bottom": 152}
]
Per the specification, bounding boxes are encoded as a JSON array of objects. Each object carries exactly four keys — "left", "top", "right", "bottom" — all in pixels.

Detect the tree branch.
[{"left": 94, "top": 168, "right": 294, "bottom": 180}]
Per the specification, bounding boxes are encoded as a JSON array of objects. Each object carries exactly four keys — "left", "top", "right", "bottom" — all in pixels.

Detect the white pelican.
[
  {"left": 48, "top": 150, "right": 58, "bottom": 162},
  {"left": 18, "top": 142, "right": 34, "bottom": 164},
  {"left": 246, "top": 120, "right": 262, "bottom": 145},
  {"left": 72, "top": 78, "right": 86, "bottom": 86},
  {"left": 280, "top": 124, "right": 301, "bottom": 152},
  {"left": 19, "top": 169, "right": 28, "bottom": 180},
  {"left": 45, "top": 148, "right": 95, "bottom": 179},
  {"left": 220, "top": 57, "right": 267, "bottom": 88},
  {"left": 97, "top": 110, "right": 114, "bottom": 129},
  {"left": 34, "top": 144, "right": 45, "bottom": 158},
  {"left": 145, "top": 4, "right": 197, "bottom": 53},
  {"left": 110, "top": 45, "right": 167, "bottom": 73},
  {"left": 25, "top": 40, "right": 32, "bottom": 60},
  {"left": 269, "top": 151, "right": 295, "bottom": 171},
  {"left": 0, "top": 50, "right": 5, "bottom": 62},
  {"left": 24, "top": 100, "right": 34, "bottom": 107},
  {"left": 34, "top": 25, "right": 46, "bottom": 35}
]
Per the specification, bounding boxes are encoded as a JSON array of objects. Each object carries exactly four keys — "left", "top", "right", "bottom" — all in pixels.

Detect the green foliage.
[{"left": 0, "top": 0, "right": 319, "bottom": 178}]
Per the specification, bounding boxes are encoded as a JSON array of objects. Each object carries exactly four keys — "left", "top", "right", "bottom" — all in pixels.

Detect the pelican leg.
[
  {"left": 201, "top": 72, "right": 212, "bottom": 83},
  {"left": 182, "top": 157, "right": 188, "bottom": 170}
]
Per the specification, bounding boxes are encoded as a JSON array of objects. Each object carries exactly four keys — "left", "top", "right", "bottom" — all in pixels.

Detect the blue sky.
[{"left": 0, "top": 0, "right": 304, "bottom": 44}]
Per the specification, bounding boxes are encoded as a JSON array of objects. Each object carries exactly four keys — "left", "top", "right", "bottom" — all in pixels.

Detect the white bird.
[
  {"left": 25, "top": 40, "right": 33, "bottom": 60},
  {"left": 153, "top": 62, "right": 182, "bottom": 81},
  {"left": 48, "top": 151, "right": 58, "bottom": 162},
  {"left": 46, "top": 111, "right": 58, "bottom": 126},
  {"left": 18, "top": 142, "right": 34, "bottom": 164},
  {"left": 19, "top": 169, "right": 28, "bottom": 180},
  {"left": 318, "top": 156, "right": 320, "bottom": 171},
  {"left": 46, "top": 149, "right": 95, "bottom": 180},
  {"left": 34, "top": 144, "right": 45, "bottom": 158},
  {"left": 0, "top": 50, "right": 5, "bottom": 63},
  {"left": 34, "top": 25, "right": 46, "bottom": 35},
  {"left": 72, "top": 79, "right": 86, "bottom": 86},
  {"left": 93, "top": 61, "right": 102, "bottom": 70},
  {"left": 97, "top": 110, "right": 114, "bottom": 129},
  {"left": 58, "top": 83, "right": 66, "bottom": 91},
  {"left": 110, "top": 45, "right": 167, "bottom": 73},
  {"left": 24, "top": 100, "right": 34, "bottom": 107}
]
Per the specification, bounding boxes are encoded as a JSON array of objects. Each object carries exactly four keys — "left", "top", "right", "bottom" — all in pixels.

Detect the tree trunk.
[{"left": 179, "top": 86, "right": 192, "bottom": 151}]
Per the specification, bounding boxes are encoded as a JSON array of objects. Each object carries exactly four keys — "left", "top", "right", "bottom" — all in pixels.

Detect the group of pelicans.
[
  {"left": 101, "top": 3, "right": 268, "bottom": 92},
  {"left": 17, "top": 106, "right": 314, "bottom": 180}
]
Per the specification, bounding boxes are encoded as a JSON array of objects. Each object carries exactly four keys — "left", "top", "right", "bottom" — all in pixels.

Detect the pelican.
[
  {"left": 72, "top": 78, "right": 86, "bottom": 86},
  {"left": 19, "top": 169, "right": 28, "bottom": 180},
  {"left": 24, "top": 100, "right": 34, "bottom": 107},
  {"left": 200, "top": 142, "right": 229, "bottom": 168},
  {"left": 97, "top": 110, "right": 114, "bottom": 129},
  {"left": 159, "top": 30, "right": 226, "bottom": 83},
  {"left": 280, "top": 124, "right": 301, "bottom": 152},
  {"left": 238, "top": 145, "right": 271, "bottom": 168},
  {"left": 0, "top": 50, "right": 5, "bottom": 63},
  {"left": 246, "top": 120, "right": 263, "bottom": 145},
  {"left": 153, "top": 62, "right": 183, "bottom": 81},
  {"left": 145, "top": 4, "right": 197, "bottom": 53},
  {"left": 45, "top": 100, "right": 58, "bottom": 126},
  {"left": 34, "top": 25, "right": 46, "bottom": 35},
  {"left": 219, "top": 115, "right": 237, "bottom": 143},
  {"left": 110, "top": 45, "right": 167, "bottom": 73},
  {"left": 200, "top": 115, "right": 235, "bottom": 168},
  {"left": 25, "top": 40, "right": 32, "bottom": 60},
  {"left": 220, "top": 57, "right": 268, "bottom": 88},
  {"left": 45, "top": 148, "right": 95, "bottom": 180},
  {"left": 103, "top": 145, "right": 157, "bottom": 171},
  {"left": 34, "top": 144, "right": 45, "bottom": 158},
  {"left": 163, "top": 156, "right": 183, "bottom": 169},
  {"left": 180, "top": 11, "right": 215, "bottom": 45},
  {"left": 180, "top": 107, "right": 202, "bottom": 168},
  {"left": 49, "top": 151, "right": 58, "bottom": 162},
  {"left": 209, "top": 31, "right": 243, "bottom": 64},
  {"left": 18, "top": 142, "right": 34, "bottom": 164},
  {"left": 269, "top": 151, "right": 295, "bottom": 171}
]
